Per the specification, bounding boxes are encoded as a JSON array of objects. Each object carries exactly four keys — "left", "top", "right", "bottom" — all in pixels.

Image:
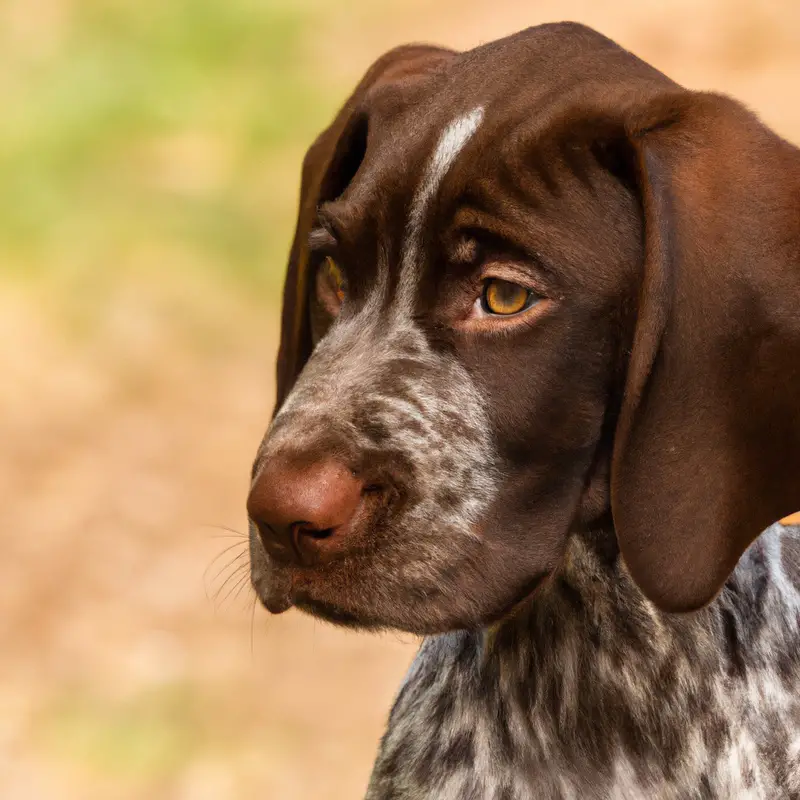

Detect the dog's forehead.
[
  {"left": 343, "top": 22, "right": 673, "bottom": 188},
  {"left": 332, "top": 28, "right": 660, "bottom": 218},
  {"left": 336, "top": 43, "right": 520, "bottom": 212},
  {"left": 345, "top": 92, "right": 487, "bottom": 210},
  {"left": 317, "top": 24, "right": 678, "bottom": 309}
]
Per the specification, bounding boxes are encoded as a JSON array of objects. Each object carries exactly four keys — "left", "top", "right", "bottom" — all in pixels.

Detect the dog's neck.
[
  {"left": 371, "top": 526, "right": 800, "bottom": 797},
  {"left": 483, "top": 522, "right": 794, "bottom": 673},
  {"left": 475, "top": 523, "right": 800, "bottom": 765},
  {"left": 407, "top": 524, "right": 800, "bottom": 794}
]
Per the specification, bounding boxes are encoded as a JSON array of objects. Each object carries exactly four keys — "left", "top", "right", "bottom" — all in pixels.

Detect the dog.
[{"left": 247, "top": 22, "right": 800, "bottom": 798}]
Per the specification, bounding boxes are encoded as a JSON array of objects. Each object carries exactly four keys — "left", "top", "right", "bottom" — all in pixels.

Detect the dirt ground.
[{"left": 3, "top": 2, "right": 800, "bottom": 798}]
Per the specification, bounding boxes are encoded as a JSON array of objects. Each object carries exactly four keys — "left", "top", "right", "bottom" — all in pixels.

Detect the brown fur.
[
  {"left": 259, "top": 24, "right": 800, "bottom": 619},
  {"left": 248, "top": 21, "right": 800, "bottom": 798}
]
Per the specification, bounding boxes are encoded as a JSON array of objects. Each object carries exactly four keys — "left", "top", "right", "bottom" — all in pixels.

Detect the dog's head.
[{"left": 248, "top": 23, "right": 800, "bottom": 633}]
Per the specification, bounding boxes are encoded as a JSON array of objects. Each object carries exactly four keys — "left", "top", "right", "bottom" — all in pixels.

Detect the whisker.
[
  {"left": 208, "top": 549, "right": 249, "bottom": 586},
  {"left": 207, "top": 552, "right": 250, "bottom": 596},
  {"left": 201, "top": 523, "right": 249, "bottom": 538},
  {"left": 250, "top": 592, "right": 258, "bottom": 659},
  {"left": 204, "top": 548, "right": 248, "bottom": 590},
  {"left": 204, "top": 552, "right": 248, "bottom": 603},
  {"left": 312, "top": 618, "right": 317, "bottom": 658},
  {"left": 209, "top": 558, "right": 250, "bottom": 605},
  {"left": 218, "top": 570, "right": 251, "bottom": 608},
  {"left": 204, "top": 541, "right": 249, "bottom": 579},
  {"left": 202, "top": 542, "right": 248, "bottom": 602},
  {"left": 231, "top": 574, "right": 254, "bottom": 607}
]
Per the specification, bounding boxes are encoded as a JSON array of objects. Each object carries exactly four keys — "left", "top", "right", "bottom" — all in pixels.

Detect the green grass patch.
[
  {"left": 38, "top": 683, "right": 204, "bottom": 780},
  {"left": 0, "top": 0, "right": 346, "bottom": 309}
]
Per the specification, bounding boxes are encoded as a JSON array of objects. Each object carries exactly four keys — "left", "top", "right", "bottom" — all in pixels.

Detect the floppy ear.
[
  {"left": 611, "top": 92, "right": 800, "bottom": 612},
  {"left": 274, "top": 44, "right": 454, "bottom": 412}
]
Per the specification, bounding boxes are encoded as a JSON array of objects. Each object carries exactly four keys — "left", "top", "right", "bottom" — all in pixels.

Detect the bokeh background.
[{"left": 2, "top": 1, "right": 799, "bottom": 797}]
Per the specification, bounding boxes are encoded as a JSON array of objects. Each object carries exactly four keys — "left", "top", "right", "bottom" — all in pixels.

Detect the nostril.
[
  {"left": 299, "top": 525, "right": 334, "bottom": 541},
  {"left": 291, "top": 522, "right": 336, "bottom": 559}
]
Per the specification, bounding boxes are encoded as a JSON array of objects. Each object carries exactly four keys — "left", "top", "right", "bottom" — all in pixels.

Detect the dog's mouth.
[
  {"left": 252, "top": 546, "right": 554, "bottom": 633},
  {"left": 293, "top": 596, "right": 383, "bottom": 629},
  {"left": 251, "top": 557, "right": 348, "bottom": 617},
  {"left": 259, "top": 580, "right": 294, "bottom": 615},
  {"left": 250, "top": 557, "right": 294, "bottom": 615},
  {"left": 251, "top": 563, "right": 389, "bottom": 629}
]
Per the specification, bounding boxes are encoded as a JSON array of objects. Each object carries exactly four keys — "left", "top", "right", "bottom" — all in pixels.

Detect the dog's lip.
[
  {"left": 254, "top": 568, "right": 296, "bottom": 615},
  {"left": 257, "top": 561, "right": 364, "bottom": 623},
  {"left": 293, "top": 594, "right": 366, "bottom": 627},
  {"left": 261, "top": 586, "right": 293, "bottom": 615},
  {"left": 257, "top": 558, "right": 553, "bottom": 624},
  {"left": 256, "top": 563, "right": 341, "bottom": 615}
]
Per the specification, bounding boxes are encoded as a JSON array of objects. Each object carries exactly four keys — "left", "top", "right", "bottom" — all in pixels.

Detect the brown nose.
[{"left": 247, "top": 456, "right": 364, "bottom": 565}]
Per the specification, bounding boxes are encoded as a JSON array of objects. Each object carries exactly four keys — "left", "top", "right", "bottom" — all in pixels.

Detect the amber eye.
[
  {"left": 481, "top": 279, "right": 535, "bottom": 315},
  {"left": 316, "top": 256, "right": 347, "bottom": 313},
  {"left": 326, "top": 257, "right": 346, "bottom": 302}
]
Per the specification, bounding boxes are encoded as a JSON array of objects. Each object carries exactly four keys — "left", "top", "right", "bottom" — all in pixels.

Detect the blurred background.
[{"left": 2, "top": 0, "right": 799, "bottom": 797}]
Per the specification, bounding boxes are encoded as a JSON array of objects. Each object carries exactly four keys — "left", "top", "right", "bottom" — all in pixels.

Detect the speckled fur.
[
  {"left": 255, "top": 306, "right": 501, "bottom": 631},
  {"left": 367, "top": 524, "right": 800, "bottom": 799}
]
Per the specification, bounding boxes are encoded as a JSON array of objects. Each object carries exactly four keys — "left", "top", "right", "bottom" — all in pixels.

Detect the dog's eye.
[
  {"left": 325, "top": 257, "right": 347, "bottom": 302},
  {"left": 481, "top": 279, "right": 535, "bottom": 315},
  {"left": 316, "top": 256, "right": 347, "bottom": 314}
]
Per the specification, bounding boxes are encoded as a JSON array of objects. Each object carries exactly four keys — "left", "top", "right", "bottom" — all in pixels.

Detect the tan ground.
[{"left": 3, "top": 2, "right": 800, "bottom": 798}]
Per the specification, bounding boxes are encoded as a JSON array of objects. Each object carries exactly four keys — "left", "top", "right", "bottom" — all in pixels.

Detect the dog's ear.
[
  {"left": 610, "top": 92, "right": 800, "bottom": 611},
  {"left": 274, "top": 44, "right": 454, "bottom": 413}
]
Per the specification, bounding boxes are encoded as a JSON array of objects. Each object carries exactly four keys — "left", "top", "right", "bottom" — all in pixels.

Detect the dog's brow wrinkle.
[
  {"left": 398, "top": 106, "right": 485, "bottom": 307},
  {"left": 308, "top": 226, "right": 336, "bottom": 250}
]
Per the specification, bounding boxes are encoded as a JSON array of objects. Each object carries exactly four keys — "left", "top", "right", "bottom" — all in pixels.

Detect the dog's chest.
[
  {"left": 369, "top": 685, "right": 793, "bottom": 800},
  {"left": 366, "top": 528, "right": 800, "bottom": 800}
]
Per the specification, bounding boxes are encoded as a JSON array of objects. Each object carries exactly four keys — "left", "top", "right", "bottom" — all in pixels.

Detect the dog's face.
[
  {"left": 252, "top": 103, "right": 636, "bottom": 632},
  {"left": 248, "top": 25, "right": 800, "bottom": 633}
]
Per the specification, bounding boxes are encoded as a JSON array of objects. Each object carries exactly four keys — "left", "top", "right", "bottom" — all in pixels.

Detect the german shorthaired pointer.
[{"left": 247, "top": 23, "right": 800, "bottom": 798}]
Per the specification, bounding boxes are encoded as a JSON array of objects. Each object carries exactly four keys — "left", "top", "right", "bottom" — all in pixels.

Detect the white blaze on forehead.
[{"left": 397, "top": 106, "right": 485, "bottom": 304}]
